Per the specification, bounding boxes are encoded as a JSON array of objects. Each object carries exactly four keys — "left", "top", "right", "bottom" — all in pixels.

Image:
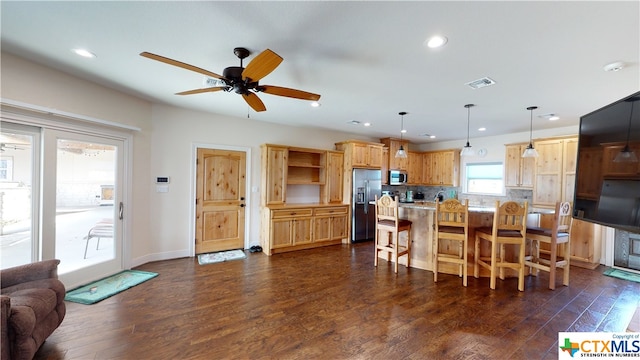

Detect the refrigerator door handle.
[{"left": 363, "top": 180, "right": 368, "bottom": 214}]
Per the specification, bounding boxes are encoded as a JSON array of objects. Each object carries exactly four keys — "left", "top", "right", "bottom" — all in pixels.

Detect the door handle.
[{"left": 119, "top": 202, "right": 124, "bottom": 220}]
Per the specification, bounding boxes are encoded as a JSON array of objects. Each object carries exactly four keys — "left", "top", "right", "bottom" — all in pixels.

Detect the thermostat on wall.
[{"left": 156, "top": 177, "right": 170, "bottom": 184}]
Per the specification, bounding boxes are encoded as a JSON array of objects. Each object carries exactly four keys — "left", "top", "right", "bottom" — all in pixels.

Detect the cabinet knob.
[{"left": 240, "top": 204, "right": 245, "bottom": 207}]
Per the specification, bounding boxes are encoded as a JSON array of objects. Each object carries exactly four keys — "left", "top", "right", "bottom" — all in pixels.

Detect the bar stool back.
[
  {"left": 374, "top": 195, "right": 412, "bottom": 273},
  {"left": 434, "top": 199, "right": 469, "bottom": 286}
]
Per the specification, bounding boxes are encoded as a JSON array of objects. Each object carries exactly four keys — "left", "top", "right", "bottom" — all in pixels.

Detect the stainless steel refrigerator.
[{"left": 351, "top": 169, "right": 382, "bottom": 242}]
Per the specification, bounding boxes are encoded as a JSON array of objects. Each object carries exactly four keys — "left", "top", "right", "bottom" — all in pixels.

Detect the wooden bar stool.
[
  {"left": 524, "top": 201, "right": 572, "bottom": 290},
  {"left": 474, "top": 201, "right": 528, "bottom": 291},
  {"left": 433, "top": 199, "right": 469, "bottom": 286},
  {"left": 374, "top": 195, "right": 412, "bottom": 273}
]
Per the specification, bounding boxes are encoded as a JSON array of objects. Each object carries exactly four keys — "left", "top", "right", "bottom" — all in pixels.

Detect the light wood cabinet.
[
  {"left": 263, "top": 205, "right": 348, "bottom": 255},
  {"left": 382, "top": 147, "right": 389, "bottom": 185},
  {"left": 313, "top": 206, "right": 349, "bottom": 242},
  {"left": 286, "top": 148, "right": 326, "bottom": 185},
  {"left": 335, "top": 140, "right": 384, "bottom": 169},
  {"left": 380, "top": 137, "right": 409, "bottom": 171},
  {"left": 532, "top": 137, "right": 578, "bottom": 208},
  {"left": 408, "top": 151, "right": 423, "bottom": 185},
  {"left": 326, "top": 151, "right": 344, "bottom": 204},
  {"left": 422, "top": 150, "right": 460, "bottom": 186},
  {"left": 261, "top": 145, "right": 287, "bottom": 205},
  {"left": 504, "top": 143, "right": 535, "bottom": 188}
]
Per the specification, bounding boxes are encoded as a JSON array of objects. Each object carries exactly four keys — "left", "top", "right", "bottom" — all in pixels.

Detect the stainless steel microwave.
[{"left": 388, "top": 170, "right": 408, "bottom": 185}]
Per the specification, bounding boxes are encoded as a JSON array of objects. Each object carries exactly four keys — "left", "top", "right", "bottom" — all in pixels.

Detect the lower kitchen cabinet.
[{"left": 262, "top": 205, "right": 348, "bottom": 255}]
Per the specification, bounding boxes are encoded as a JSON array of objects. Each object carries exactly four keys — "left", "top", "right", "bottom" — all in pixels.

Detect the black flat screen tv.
[{"left": 574, "top": 91, "right": 640, "bottom": 234}]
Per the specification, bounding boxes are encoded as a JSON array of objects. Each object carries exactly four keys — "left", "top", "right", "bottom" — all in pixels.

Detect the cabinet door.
[
  {"left": 352, "top": 143, "right": 368, "bottom": 167},
  {"left": 520, "top": 151, "right": 535, "bottom": 188},
  {"left": 263, "top": 146, "right": 287, "bottom": 205},
  {"left": 533, "top": 140, "right": 563, "bottom": 207},
  {"left": 368, "top": 145, "right": 383, "bottom": 168},
  {"left": 438, "top": 151, "right": 459, "bottom": 186},
  {"left": 292, "top": 218, "right": 312, "bottom": 245},
  {"left": 330, "top": 215, "right": 348, "bottom": 239},
  {"left": 314, "top": 217, "right": 331, "bottom": 242},
  {"left": 387, "top": 140, "right": 409, "bottom": 170},
  {"left": 422, "top": 152, "right": 434, "bottom": 185},
  {"left": 408, "top": 151, "right": 423, "bottom": 185},
  {"left": 326, "top": 151, "right": 344, "bottom": 203},
  {"left": 381, "top": 147, "right": 389, "bottom": 184},
  {"left": 562, "top": 138, "right": 578, "bottom": 202},
  {"left": 271, "top": 219, "right": 292, "bottom": 248},
  {"left": 504, "top": 145, "right": 522, "bottom": 187}
]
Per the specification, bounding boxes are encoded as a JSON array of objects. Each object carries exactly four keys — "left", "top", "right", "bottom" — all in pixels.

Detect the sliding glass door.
[{"left": 1, "top": 118, "right": 126, "bottom": 286}]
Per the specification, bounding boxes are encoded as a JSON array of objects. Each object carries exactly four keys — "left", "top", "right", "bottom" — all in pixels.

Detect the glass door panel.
[
  {"left": 0, "top": 125, "right": 38, "bottom": 268},
  {"left": 43, "top": 130, "right": 124, "bottom": 286}
]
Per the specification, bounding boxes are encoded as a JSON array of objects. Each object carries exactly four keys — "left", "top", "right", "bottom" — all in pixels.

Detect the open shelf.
[{"left": 287, "top": 149, "right": 326, "bottom": 185}]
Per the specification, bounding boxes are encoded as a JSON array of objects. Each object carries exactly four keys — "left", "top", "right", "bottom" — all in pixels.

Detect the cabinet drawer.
[
  {"left": 314, "top": 206, "right": 348, "bottom": 216},
  {"left": 271, "top": 208, "right": 313, "bottom": 219}
]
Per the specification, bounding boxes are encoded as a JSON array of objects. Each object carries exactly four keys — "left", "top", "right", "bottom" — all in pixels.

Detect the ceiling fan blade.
[
  {"left": 259, "top": 85, "right": 321, "bottom": 101},
  {"left": 242, "top": 49, "right": 283, "bottom": 82},
  {"left": 175, "top": 87, "right": 227, "bottom": 96},
  {"left": 242, "top": 92, "right": 267, "bottom": 112},
  {"left": 140, "top": 52, "right": 227, "bottom": 80}
]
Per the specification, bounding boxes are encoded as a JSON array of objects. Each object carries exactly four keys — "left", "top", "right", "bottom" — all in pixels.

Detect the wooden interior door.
[{"left": 196, "top": 148, "right": 246, "bottom": 254}]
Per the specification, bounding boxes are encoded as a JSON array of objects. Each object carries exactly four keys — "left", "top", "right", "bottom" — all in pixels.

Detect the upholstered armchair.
[{"left": 1, "top": 259, "right": 66, "bottom": 360}]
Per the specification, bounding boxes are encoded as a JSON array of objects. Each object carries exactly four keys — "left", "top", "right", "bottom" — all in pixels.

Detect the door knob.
[{"left": 240, "top": 204, "right": 245, "bottom": 207}]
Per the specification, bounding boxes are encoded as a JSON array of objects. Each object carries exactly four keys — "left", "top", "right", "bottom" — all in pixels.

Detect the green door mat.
[
  {"left": 65, "top": 270, "right": 158, "bottom": 304},
  {"left": 603, "top": 268, "right": 640, "bottom": 284}
]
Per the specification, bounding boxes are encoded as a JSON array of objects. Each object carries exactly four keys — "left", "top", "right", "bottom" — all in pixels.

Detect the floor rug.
[
  {"left": 603, "top": 268, "right": 640, "bottom": 284},
  {"left": 65, "top": 270, "right": 158, "bottom": 305},
  {"left": 198, "top": 249, "right": 246, "bottom": 265}
]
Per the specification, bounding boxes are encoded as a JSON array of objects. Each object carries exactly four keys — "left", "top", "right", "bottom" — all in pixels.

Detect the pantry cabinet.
[
  {"left": 532, "top": 137, "right": 578, "bottom": 208},
  {"left": 504, "top": 143, "right": 535, "bottom": 188}
]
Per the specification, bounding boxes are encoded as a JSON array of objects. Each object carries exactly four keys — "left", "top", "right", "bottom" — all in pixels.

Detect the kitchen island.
[{"left": 383, "top": 201, "right": 547, "bottom": 278}]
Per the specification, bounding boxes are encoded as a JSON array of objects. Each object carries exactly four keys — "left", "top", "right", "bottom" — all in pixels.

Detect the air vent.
[{"left": 465, "top": 77, "right": 496, "bottom": 89}]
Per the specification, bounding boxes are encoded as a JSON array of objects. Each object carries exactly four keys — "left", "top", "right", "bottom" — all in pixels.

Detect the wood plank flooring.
[{"left": 36, "top": 242, "right": 640, "bottom": 359}]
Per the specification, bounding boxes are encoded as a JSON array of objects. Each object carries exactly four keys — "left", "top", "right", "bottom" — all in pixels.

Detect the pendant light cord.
[{"left": 625, "top": 100, "right": 635, "bottom": 145}]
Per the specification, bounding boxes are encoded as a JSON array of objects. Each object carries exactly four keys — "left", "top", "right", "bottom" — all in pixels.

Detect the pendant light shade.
[
  {"left": 613, "top": 97, "right": 638, "bottom": 163},
  {"left": 460, "top": 104, "right": 475, "bottom": 156},
  {"left": 522, "top": 106, "right": 539, "bottom": 158},
  {"left": 395, "top": 111, "right": 408, "bottom": 159}
]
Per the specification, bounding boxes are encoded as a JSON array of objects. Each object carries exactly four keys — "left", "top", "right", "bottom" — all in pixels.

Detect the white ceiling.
[{"left": 1, "top": 1, "right": 638, "bottom": 143}]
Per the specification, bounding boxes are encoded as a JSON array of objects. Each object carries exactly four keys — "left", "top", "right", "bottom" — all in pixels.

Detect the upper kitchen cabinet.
[
  {"left": 380, "top": 137, "right": 409, "bottom": 171},
  {"left": 425, "top": 150, "right": 460, "bottom": 186},
  {"left": 335, "top": 140, "right": 384, "bottom": 169},
  {"left": 504, "top": 143, "right": 535, "bottom": 188},
  {"left": 532, "top": 137, "right": 578, "bottom": 208},
  {"left": 408, "top": 151, "right": 423, "bottom": 185},
  {"left": 602, "top": 142, "right": 640, "bottom": 177},
  {"left": 286, "top": 148, "right": 326, "bottom": 185}
]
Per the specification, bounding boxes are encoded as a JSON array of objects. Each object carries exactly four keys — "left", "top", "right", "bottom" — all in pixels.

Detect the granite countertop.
[{"left": 396, "top": 201, "right": 554, "bottom": 214}]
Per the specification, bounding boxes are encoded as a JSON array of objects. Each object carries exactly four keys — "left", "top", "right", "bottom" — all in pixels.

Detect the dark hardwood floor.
[{"left": 36, "top": 242, "right": 640, "bottom": 359}]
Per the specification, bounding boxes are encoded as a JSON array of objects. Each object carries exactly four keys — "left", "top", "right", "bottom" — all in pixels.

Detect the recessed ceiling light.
[
  {"left": 425, "top": 35, "right": 448, "bottom": 48},
  {"left": 310, "top": 101, "right": 321, "bottom": 107},
  {"left": 538, "top": 113, "right": 560, "bottom": 121},
  {"left": 419, "top": 133, "right": 436, "bottom": 139},
  {"left": 603, "top": 61, "right": 625, "bottom": 72},
  {"left": 401, "top": 129, "right": 407, "bottom": 134},
  {"left": 363, "top": 122, "right": 371, "bottom": 127},
  {"left": 478, "top": 127, "right": 486, "bottom": 131},
  {"left": 72, "top": 48, "right": 96, "bottom": 58}
]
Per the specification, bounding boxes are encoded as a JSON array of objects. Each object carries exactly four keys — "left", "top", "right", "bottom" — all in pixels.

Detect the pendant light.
[
  {"left": 613, "top": 97, "right": 639, "bottom": 163},
  {"left": 460, "top": 104, "right": 475, "bottom": 157},
  {"left": 395, "top": 111, "right": 408, "bottom": 159},
  {"left": 522, "top": 106, "right": 539, "bottom": 158}
]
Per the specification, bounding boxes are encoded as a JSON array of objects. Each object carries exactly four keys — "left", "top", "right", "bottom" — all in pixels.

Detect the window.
[
  {"left": 0, "top": 158, "right": 13, "bottom": 181},
  {"left": 465, "top": 162, "right": 503, "bottom": 195}
]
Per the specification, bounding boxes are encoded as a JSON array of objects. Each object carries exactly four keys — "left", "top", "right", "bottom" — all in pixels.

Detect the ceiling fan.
[{"left": 140, "top": 47, "right": 321, "bottom": 112}]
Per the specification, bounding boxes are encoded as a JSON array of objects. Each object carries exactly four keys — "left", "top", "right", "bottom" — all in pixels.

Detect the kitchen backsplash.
[{"left": 382, "top": 185, "right": 532, "bottom": 205}]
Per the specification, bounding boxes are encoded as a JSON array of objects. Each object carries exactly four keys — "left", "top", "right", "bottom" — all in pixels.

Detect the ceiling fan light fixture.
[{"left": 522, "top": 106, "right": 539, "bottom": 158}]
